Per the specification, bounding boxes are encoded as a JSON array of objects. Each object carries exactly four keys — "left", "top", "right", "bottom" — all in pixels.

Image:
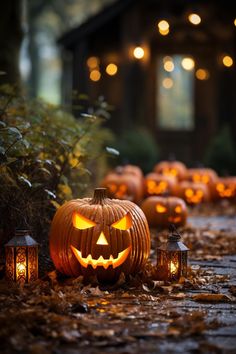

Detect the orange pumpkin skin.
[
  {"left": 187, "top": 168, "right": 218, "bottom": 198},
  {"left": 101, "top": 173, "right": 143, "bottom": 204},
  {"left": 175, "top": 181, "right": 210, "bottom": 205},
  {"left": 116, "top": 165, "right": 143, "bottom": 180},
  {"left": 154, "top": 161, "right": 187, "bottom": 181},
  {"left": 49, "top": 188, "right": 150, "bottom": 283},
  {"left": 213, "top": 177, "right": 236, "bottom": 200},
  {"left": 144, "top": 173, "right": 177, "bottom": 197},
  {"left": 141, "top": 196, "right": 187, "bottom": 228}
]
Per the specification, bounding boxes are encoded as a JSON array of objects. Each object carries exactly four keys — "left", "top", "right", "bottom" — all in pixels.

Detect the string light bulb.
[
  {"left": 188, "top": 13, "right": 201, "bottom": 25},
  {"left": 222, "top": 55, "right": 233, "bottom": 68},
  {"left": 158, "top": 20, "right": 170, "bottom": 36},
  {"left": 133, "top": 46, "right": 145, "bottom": 59}
]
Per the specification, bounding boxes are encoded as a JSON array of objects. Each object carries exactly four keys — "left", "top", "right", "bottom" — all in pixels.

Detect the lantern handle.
[{"left": 168, "top": 224, "right": 181, "bottom": 241}]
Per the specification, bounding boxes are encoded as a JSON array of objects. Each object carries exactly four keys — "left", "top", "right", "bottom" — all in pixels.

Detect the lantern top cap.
[
  {"left": 168, "top": 224, "right": 181, "bottom": 242},
  {"left": 5, "top": 229, "right": 38, "bottom": 247},
  {"left": 157, "top": 224, "right": 189, "bottom": 251}
]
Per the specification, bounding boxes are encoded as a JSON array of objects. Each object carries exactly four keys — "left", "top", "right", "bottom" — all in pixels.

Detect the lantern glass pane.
[
  {"left": 16, "top": 246, "right": 27, "bottom": 283},
  {"left": 28, "top": 246, "right": 38, "bottom": 281},
  {"left": 5, "top": 246, "right": 14, "bottom": 281}
]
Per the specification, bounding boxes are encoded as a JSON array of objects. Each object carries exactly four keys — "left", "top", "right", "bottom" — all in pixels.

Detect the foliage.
[
  {"left": 0, "top": 86, "right": 114, "bottom": 237},
  {"left": 112, "top": 128, "right": 159, "bottom": 174},
  {"left": 204, "top": 125, "right": 236, "bottom": 175}
]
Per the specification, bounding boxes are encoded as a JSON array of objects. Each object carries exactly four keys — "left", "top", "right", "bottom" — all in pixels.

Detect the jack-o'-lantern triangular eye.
[
  {"left": 111, "top": 213, "right": 132, "bottom": 230},
  {"left": 72, "top": 212, "right": 96, "bottom": 230}
]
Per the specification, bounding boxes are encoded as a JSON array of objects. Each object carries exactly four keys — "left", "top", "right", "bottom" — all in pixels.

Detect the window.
[{"left": 157, "top": 55, "right": 194, "bottom": 130}]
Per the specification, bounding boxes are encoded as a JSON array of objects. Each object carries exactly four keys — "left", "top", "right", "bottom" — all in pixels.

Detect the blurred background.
[{"left": 0, "top": 0, "right": 236, "bottom": 174}]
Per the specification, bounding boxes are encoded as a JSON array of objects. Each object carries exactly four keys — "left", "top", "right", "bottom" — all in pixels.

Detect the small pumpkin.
[
  {"left": 187, "top": 168, "right": 218, "bottom": 198},
  {"left": 49, "top": 188, "right": 150, "bottom": 283},
  {"left": 144, "top": 173, "right": 177, "bottom": 197},
  {"left": 141, "top": 196, "right": 187, "bottom": 228},
  {"left": 213, "top": 177, "right": 236, "bottom": 200},
  {"left": 176, "top": 181, "right": 210, "bottom": 205},
  {"left": 154, "top": 161, "right": 187, "bottom": 181},
  {"left": 101, "top": 171, "right": 143, "bottom": 204}
]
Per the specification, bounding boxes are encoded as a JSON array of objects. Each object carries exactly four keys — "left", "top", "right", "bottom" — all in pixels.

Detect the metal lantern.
[
  {"left": 5, "top": 229, "right": 39, "bottom": 283},
  {"left": 157, "top": 224, "right": 189, "bottom": 281}
]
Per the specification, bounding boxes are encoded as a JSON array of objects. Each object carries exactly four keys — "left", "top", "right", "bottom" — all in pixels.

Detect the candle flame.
[{"left": 170, "top": 261, "right": 177, "bottom": 274}]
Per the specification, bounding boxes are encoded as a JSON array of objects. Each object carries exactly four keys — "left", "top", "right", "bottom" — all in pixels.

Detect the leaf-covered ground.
[{"left": 1, "top": 203, "right": 236, "bottom": 354}]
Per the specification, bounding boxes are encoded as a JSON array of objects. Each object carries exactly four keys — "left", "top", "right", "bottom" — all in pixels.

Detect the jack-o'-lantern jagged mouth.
[{"left": 71, "top": 245, "right": 131, "bottom": 269}]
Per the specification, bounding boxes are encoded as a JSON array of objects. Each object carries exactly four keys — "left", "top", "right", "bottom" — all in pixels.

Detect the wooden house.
[{"left": 58, "top": 0, "right": 236, "bottom": 164}]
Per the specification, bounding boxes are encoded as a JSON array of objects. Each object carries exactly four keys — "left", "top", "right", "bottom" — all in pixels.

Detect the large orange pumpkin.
[
  {"left": 49, "top": 188, "right": 150, "bottom": 283},
  {"left": 116, "top": 165, "right": 143, "bottom": 180},
  {"left": 101, "top": 172, "right": 143, "bottom": 204},
  {"left": 141, "top": 196, "right": 187, "bottom": 228},
  {"left": 176, "top": 181, "right": 210, "bottom": 205},
  {"left": 213, "top": 177, "right": 236, "bottom": 200},
  {"left": 144, "top": 173, "right": 177, "bottom": 197},
  {"left": 154, "top": 161, "right": 187, "bottom": 181}
]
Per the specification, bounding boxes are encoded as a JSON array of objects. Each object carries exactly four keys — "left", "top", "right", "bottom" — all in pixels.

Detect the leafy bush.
[
  {"left": 204, "top": 125, "right": 236, "bottom": 175},
  {"left": 0, "top": 86, "right": 114, "bottom": 244},
  {"left": 112, "top": 128, "right": 159, "bottom": 174}
]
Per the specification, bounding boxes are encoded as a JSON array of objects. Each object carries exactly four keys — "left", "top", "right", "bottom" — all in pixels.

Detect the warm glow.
[
  {"left": 164, "top": 60, "right": 175, "bottom": 72},
  {"left": 163, "top": 168, "right": 178, "bottom": 177},
  {"left": 181, "top": 57, "right": 195, "bottom": 70},
  {"left": 96, "top": 232, "right": 109, "bottom": 245},
  {"left": 90, "top": 70, "right": 101, "bottom": 81},
  {"left": 17, "top": 263, "right": 26, "bottom": 273},
  {"left": 112, "top": 213, "right": 132, "bottom": 230},
  {"left": 73, "top": 212, "right": 96, "bottom": 230},
  {"left": 222, "top": 55, "right": 233, "bottom": 67},
  {"left": 106, "top": 63, "right": 118, "bottom": 76},
  {"left": 188, "top": 13, "right": 201, "bottom": 25},
  {"left": 156, "top": 204, "right": 167, "bottom": 213},
  {"left": 185, "top": 189, "right": 194, "bottom": 198},
  {"left": 158, "top": 20, "right": 169, "bottom": 31},
  {"left": 158, "top": 20, "right": 170, "bottom": 36},
  {"left": 170, "top": 261, "right": 177, "bottom": 274},
  {"left": 196, "top": 69, "right": 209, "bottom": 80},
  {"left": 87, "top": 56, "right": 99, "bottom": 69},
  {"left": 216, "top": 183, "right": 234, "bottom": 198},
  {"left": 234, "top": 18, "right": 236, "bottom": 26},
  {"left": 71, "top": 245, "right": 131, "bottom": 269},
  {"left": 174, "top": 206, "right": 182, "bottom": 214},
  {"left": 115, "top": 184, "right": 127, "bottom": 198},
  {"left": 147, "top": 180, "right": 168, "bottom": 195},
  {"left": 133, "top": 47, "right": 145, "bottom": 59},
  {"left": 162, "top": 78, "right": 173, "bottom": 89}
]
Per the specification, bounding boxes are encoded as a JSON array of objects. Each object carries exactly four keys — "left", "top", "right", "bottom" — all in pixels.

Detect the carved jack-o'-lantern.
[
  {"left": 213, "top": 177, "right": 236, "bottom": 200},
  {"left": 176, "top": 181, "right": 210, "bottom": 205},
  {"left": 154, "top": 161, "right": 187, "bottom": 181},
  {"left": 101, "top": 172, "right": 143, "bottom": 204},
  {"left": 187, "top": 168, "right": 218, "bottom": 198},
  {"left": 49, "top": 188, "right": 150, "bottom": 283},
  {"left": 141, "top": 196, "right": 187, "bottom": 228},
  {"left": 144, "top": 173, "right": 177, "bottom": 197}
]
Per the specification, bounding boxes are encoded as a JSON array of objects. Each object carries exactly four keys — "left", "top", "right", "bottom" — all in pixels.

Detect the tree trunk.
[{"left": 0, "top": 0, "right": 23, "bottom": 87}]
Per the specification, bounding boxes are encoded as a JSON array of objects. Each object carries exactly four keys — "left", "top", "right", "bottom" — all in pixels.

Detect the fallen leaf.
[{"left": 192, "top": 293, "right": 233, "bottom": 302}]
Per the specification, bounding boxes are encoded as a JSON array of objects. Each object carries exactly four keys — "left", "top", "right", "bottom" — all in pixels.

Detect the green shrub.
[
  {"left": 204, "top": 125, "right": 236, "bottom": 175},
  {"left": 0, "top": 86, "right": 114, "bottom": 241},
  {"left": 112, "top": 128, "right": 159, "bottom": 174}
]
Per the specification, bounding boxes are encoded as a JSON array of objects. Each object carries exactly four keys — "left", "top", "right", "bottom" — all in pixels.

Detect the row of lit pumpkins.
[{"left": 101, "top": 161, "right": 236, "bottom": 205}]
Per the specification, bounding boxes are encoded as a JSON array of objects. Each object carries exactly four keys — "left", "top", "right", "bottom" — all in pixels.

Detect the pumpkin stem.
[{"left": 91, "top": 188, "right": 108, "bottom": 205}]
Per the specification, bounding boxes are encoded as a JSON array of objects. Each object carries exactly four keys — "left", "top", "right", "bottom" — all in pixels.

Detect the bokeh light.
[
  {"left": 133, "top": 46, "right": 145, "bottom": 59},
  {"left": 188, "top": 13, "right": 201, "bottom": 25},
  {"left": 106, "top": 63, "right": 118, "bottom": 76},
  {"left": 87, "top": 56, "right": 99, "bottom": 69},
  {"left": 222, "top": 55, "right": 233, "bottom": 67},
  {"left": 196, "top": 69, "right": 210, "bottom": 80},
  {"left": 90, "top": 69, "right": 101, "bottom": 81},
  {"left": 158, "top": 20, "right": 170, "bottom": 36},
  {"left": 162, "top": 78, "right": 173, "bottom": 89},
  {"left": 181, "top": 57, "right": 195, "bottom": 70}
]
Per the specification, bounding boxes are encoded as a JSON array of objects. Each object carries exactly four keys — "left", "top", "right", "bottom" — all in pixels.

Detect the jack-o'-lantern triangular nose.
[{"left": 96, "top": 231, "right": 108, "bottom": 245}]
